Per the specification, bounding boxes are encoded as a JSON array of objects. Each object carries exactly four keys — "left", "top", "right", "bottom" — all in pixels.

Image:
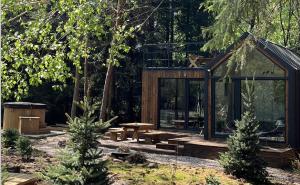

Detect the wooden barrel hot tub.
[{"left": 3, "top": 102, "right": 47, "bottom": 133}]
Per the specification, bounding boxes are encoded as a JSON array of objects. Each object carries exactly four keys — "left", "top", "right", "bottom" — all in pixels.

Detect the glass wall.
[
  {"left": 159, "top": 79, "right": 185, "bottom": 128},
  {"left": 188, "top": 80, "right": 205, "bottom": 130},
  {"left": 241, "top": 80, "right": 285, "bottom": 141},
  {"left": 159, "top": 78, "right": 205, "bottom": 130},
  {"left": 213, "top": 48, "right": 286, "bottom": 142},
  {"left": 214, "top": 81, "right": 236, "bottom": 135},
  {"left": 214, "top": 49, "right": 285, "bottom": 77}
]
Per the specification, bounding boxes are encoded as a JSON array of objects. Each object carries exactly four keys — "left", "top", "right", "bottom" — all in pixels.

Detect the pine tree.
[
  {"left": 41, "top": 97, "right": 111, "bottom": 185},
  {"left": 219, "top": 80, "right": 268, "bottom": 184}
]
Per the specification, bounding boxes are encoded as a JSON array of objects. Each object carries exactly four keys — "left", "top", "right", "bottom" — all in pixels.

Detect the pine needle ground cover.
[{"left": 108, "top": 161, "right": 248, "bottom": 185}]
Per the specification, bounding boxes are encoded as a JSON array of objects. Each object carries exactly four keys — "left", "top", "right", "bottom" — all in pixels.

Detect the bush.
[
  {"left": 16, "top": 136, "right": 33, "bottom": 161},
  {"left": 126, "top": 152, "right": 147, "bottom": 164},
  {"left": 291, "top": 159, "right": 300, "bottom": 172},
  {"left": 2, "top": 128, "right": 20, "bottom": 148},
  {"left": 205, "top": 174, "right": 220, "bottom": 185}
]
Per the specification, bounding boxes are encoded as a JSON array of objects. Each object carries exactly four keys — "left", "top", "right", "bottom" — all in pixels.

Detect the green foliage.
[
  {"left": 16, "top": 136, "right": 33, "bottom": 161},
  {"left": 1, "top": 165, "right": 9, "bottom": 185},
  {"left": 1, "top": 0, "right": 135, "bottom": 101},
  {"left": 41, "top": 97, "right": 111, "bottom": 185},
  {"left": 2, "top": 128, "right": 20, "bottom": 148},
  {"left": 224, "top": 37, "right": 256, "bottom": 80},
  {"left": 201, "top": 0, "right": 300, "bottom": 51},
  {"left": 126, "top": 152, "right": 147, "bottom": 164},
  {"left": 40, "top": 150, "right": 84, "bottom": 185},
  {"left": 205, "top": 174, "right": 221, "bottom": 185},
  {"left": 219, "top": 80, "right": 268, "bottom": 184}
]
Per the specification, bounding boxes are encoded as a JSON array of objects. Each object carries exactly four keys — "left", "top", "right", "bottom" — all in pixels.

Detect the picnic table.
[{"left": 119, "top": 123, "right": 153, "bottom": 142}]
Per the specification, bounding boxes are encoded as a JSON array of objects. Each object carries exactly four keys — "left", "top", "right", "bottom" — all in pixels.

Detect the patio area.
[{"left": 104, "top": 128, "right": 296, "bottom": 168}]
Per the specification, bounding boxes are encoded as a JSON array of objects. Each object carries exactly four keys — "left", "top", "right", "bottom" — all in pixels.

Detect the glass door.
[
  {"left": 187, "top": 80, "right": 205, "bottom": 130},
  {"left": 159, "top": 79, "right": 185, "bottom": 129},
  {"left": 159, "top": 78, "right": 205, "bottom": 130}
]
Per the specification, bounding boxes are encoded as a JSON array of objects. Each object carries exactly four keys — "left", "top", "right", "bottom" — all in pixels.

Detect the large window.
[
  {"left": 241, "top": 80, "right": 285, "bottom": 142},
  {"left": 159, "top": 79, "right": 185, "bottom": 128},
  {"left": 213, "top": 48, "right": 286, "bottom": 142},
  {"left": 214, "top": 49, "right": 285, "bottom": 77},
  {"left": 159, "top": 78, "right": 205, "bottom": 130},
  {"left": 215, "top": 81, "right": 236, "bottom": 135}
]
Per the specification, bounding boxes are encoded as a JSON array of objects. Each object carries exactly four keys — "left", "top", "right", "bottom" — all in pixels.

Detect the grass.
[{"left": 108, "top": 161, "right": 249, "bottom": 185}]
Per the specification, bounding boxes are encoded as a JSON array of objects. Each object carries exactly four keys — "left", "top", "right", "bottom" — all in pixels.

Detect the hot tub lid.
[{"left": 3, "top": 102, "right": 47, "bottom": 109}]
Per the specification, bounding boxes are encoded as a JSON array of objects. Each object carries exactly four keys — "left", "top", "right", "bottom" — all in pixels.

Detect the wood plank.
[{"left": 5, "top": 173, "right": 37, "bottom": 185}]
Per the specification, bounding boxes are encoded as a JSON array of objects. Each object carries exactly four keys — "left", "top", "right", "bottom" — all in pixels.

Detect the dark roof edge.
[{"left": 210, "top": 32, "right": 300, "bottom": 70}]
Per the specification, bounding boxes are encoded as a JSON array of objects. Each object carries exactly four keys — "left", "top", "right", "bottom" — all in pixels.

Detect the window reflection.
[
  {"left": 241, "top": 80, "right": 285, "bottom": 142},
  {"left": 213, "top": 48, "right": 286, "bottom": 142}
]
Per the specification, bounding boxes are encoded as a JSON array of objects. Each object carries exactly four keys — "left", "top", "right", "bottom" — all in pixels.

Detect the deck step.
[
  {"left": 168, "top": 138, "right": 190, "bottom": 145},
  {"left": 156, "top": 143, "right": 179, "bottom": 150}
]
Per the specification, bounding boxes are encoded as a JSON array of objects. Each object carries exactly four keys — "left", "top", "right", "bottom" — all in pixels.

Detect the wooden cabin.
[{"left": 141, "top": 32, "right": 300, "bottom": 148}]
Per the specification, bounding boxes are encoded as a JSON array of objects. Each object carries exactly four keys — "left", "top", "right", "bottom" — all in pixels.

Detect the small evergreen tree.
[
  {"left": 16, "top": 136, "right": 33, "bottom": 161},
  {"left": 2, "top": 128, "right": 20, "bottom": 148},
  {"left": 219, "top": 80, "right": 268, "bottom": 184},
  {"left": 41, "top": 97, "right": 111, "bottom": 185}
]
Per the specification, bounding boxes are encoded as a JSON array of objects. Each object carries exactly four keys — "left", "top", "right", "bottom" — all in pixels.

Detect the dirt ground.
[{"left": 3, "top": 134, "right": 300, "bottom": 184}]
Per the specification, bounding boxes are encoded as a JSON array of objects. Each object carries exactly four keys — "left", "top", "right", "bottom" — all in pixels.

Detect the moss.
[{"left": 108, "top": 161, "right": 249, "bottom": 185}]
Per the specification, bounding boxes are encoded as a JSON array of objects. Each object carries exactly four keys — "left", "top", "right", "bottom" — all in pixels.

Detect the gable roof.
[{"left": 210, "top": 32, "right": 300, "bottom": 70}]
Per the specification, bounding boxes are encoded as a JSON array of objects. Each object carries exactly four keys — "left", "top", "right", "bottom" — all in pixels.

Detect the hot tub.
[{"left": 3, "top": 102, "right": 47, "bottom": 130}]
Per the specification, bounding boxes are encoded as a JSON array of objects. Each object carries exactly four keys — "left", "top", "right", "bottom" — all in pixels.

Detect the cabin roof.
[{"left": 210, "top": 32, "right": 300, "bottom": 71}]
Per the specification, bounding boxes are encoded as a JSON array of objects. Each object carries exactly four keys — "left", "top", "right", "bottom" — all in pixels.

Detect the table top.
[
  {"left": 120, "top": 123, "right": 153, "bottom": 128},
  {"left": 172, "top": 119, "right": 197, "bottom": 123}
]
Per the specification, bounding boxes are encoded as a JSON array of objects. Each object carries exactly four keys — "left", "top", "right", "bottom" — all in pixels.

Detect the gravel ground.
[{"left": 33, "top": 134, "right": 300, "bottom": 184}]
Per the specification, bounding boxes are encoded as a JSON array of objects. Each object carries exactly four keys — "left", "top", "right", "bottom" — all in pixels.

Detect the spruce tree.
[
  {"left": 219, "top": 80, "right": 268, "bottom": 184},
  {"left": 41, "top": 97, "right": 111, "bottom": 185}
]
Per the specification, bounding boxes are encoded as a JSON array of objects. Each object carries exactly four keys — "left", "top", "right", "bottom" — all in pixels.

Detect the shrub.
[
  {"left": 16, "top": 136, "right": 33, "bottom": 161},
  {"left": 291, "top": 159, "right": 300, "bottom": 172},
  {"left": 2, "top": 128, "right": 20, "bottom": 148},
  {"left": 126, "top": 152, "right": 147, "bottom": 164},
  {"left": 219, "top": 80, "right": 268, "bottom": 184},
  {"left": 205, "top": 174, "right": 221, "bottom": 185}
]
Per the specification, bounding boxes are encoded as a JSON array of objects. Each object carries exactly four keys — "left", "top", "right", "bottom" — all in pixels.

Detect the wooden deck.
[
  {"left": 158, "top": 135, "right": 296, "bottom": 168},
  {"left": 105, "top": 128, "right": 297, "bottom": 168}
]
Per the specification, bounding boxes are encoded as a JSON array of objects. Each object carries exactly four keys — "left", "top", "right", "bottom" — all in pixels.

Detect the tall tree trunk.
[
  {"left": 71, "top": 68, "right": 80, "bottom": 118},
  {"left": 84, "top": 37, "right": 89, "bottom": 98},
  {"left": 106, "top": 74, "right": 114, "bottom": 118},
  {"left": 100, "top": 0, "right": 124, "bottom": 121}
]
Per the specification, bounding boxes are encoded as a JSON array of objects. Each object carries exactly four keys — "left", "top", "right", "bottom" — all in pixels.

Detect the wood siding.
[{"left": 141, "top": 70, "right": 206, "bottom": 129}]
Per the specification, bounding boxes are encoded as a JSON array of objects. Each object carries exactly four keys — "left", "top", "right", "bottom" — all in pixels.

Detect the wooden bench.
[
  {"left": 108, "top": 128, "right": 124, "bottom": 141},
  {"left": 19, "top": 116, "right": 40, "bottom": 134}
]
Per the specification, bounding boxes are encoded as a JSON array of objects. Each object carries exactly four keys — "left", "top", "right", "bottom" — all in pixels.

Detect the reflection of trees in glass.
[
  {"left": 215, "top": 82, "right": 235, "bottom": 134},
  {"left": 241, "top": 80, "right": 285, "bottom": 137},
  {"left": 213, "top": 47, "right": 286, "bottom": 138},
  {"left": 214, "top": 49, "right": 285, "bottom": 77}
]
